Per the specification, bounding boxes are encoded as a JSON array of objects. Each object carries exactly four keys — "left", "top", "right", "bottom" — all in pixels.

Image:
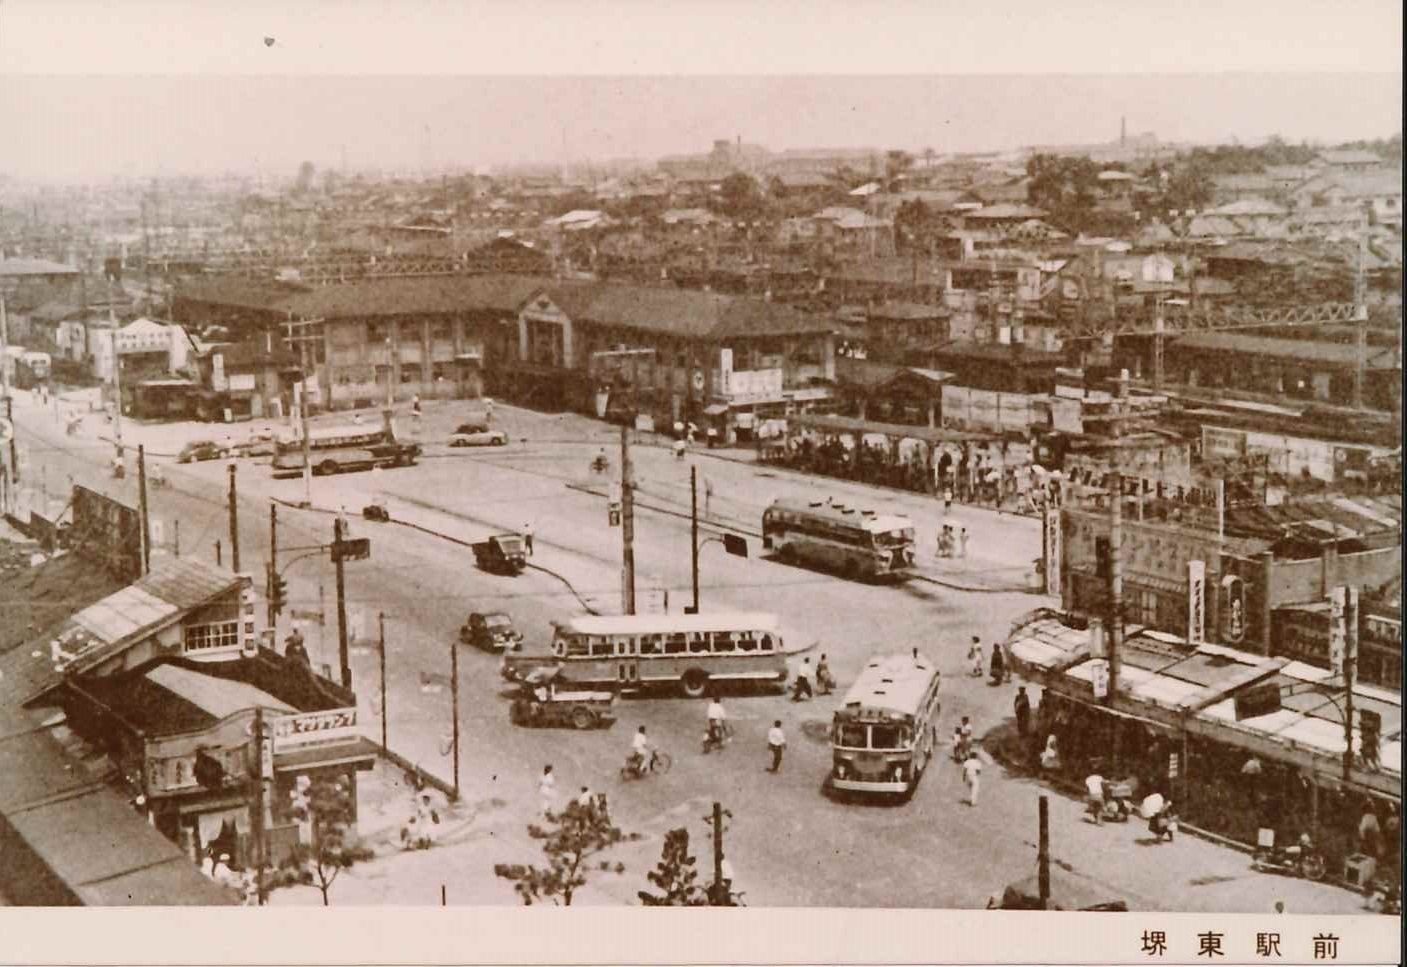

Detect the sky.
[{"left": 0, "top": 0, "right": 1401, "bottom": 182}]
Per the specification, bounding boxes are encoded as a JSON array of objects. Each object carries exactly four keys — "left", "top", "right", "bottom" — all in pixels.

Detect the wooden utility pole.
[
  {"left": 1038, "top": 795, "right": 1051, "bottom": 910},
  {"left": 1343, "top": 586, "right": 1359, "bottom": 783},
  {"left": 136, "top": 445, "right": 151, "bottom": 574},
  {"left": 620, "top": 424, "right": 636, "bottom": 615},
  {"left": 378, "top": 613, "right": 388, "bottom": 749},
  {"left": 227, "top": 462, "right": 240, "bottom": 573},
  {"left": 690, "top": 465, "right": 700, "bottom": 613},
  {"left": 333, "top": 516, "right": 351, "bottom": 688},
  {"left": 711, "top": 801, "right": 725, "bottom": 906},
  {"left": 450, "top": 630, "right": 461, "bottom": 799}
]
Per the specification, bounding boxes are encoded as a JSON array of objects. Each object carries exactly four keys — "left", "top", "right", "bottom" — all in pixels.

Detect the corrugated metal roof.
[
  {"left": 72, "top": 587, "right": 176, "bottom": 647},
  {"left": 137, "top": 557, "right": 243, "bottom": 610},
  {"left": 146, "top": 664, "right": 294, "bottom": 721}
]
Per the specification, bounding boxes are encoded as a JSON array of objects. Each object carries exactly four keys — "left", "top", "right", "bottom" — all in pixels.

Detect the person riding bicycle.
[
  {"left": 627, "top": 725, "right": 651, "bottom": 776},
  {"left": 705, "top": 697, "right": 727, "bottom": 751}
]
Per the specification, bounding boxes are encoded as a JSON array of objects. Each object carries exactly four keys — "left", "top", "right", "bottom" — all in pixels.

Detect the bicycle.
[
  {"left": 620, "top": 749, "right": 672, "bottom": 780},
  {"left": 702, "top": 721, "right": 734, "bottom": 754}
]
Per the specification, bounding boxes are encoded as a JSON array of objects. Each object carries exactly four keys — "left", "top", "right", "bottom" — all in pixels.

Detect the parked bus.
[
  {"left": 830, "top": 650, "right": 941, "bottom": 797},
  {"left": 270, "top": 423, "right": 420, "bottom": 478},
  {"left": 502, "top": 612, "right": 794, "bottom": 697},
  {"left": 762, "top": 498, "right": 916, "bottom": 581}
]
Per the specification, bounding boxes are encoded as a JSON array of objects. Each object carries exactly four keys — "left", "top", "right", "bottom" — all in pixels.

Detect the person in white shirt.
[
  {"left": 628, "top": 726, "right": 651, "bottom": 775},
  {"left": 705, "top": 697, "right": 727, "bottom": 750},
  {"left": 1085, "top": 772, "right": 1106, "bottom": 824},
  {"left": 766, "top": 720, "right": 786, "bottom": 773},
  {"left": 962, "top": 753, "right": 983, "bottom": 805},
  {"left": 538, "top": 764, "right": 556, "bottom": 816}
]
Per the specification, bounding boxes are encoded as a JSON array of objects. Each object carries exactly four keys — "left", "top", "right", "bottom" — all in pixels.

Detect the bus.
[
  {"left": 502, "top": 612, "right": 794, "bottom": 697},
  {"left": 830, "top": 650, "right": 941, "bottom": 797},
  {"left": 762, "top": 498, "right": 917, "bottom": 581},
  {"left": 270, "top": 424, "right": 420, "bottom": 478}
]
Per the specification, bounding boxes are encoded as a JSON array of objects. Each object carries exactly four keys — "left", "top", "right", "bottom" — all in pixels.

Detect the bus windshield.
[
  {"left": 875, "top": 528, "right": 915, "bottom": 547},
  {"left": 869, "top": 724, "right": 910, "bottom": 750},
  {"left": 835, "top": 722, "right": 868, "bottom": 748}
]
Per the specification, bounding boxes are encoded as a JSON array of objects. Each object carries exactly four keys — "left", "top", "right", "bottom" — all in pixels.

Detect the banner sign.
[
  {"left": 1042, "top": 508, "right": 1061, "bottom": 595},
  {"left": 1186, "top": 560, "right": 1206, "bottom": 644},
  {"left": 272, "top": 708, "right": 358, "bottom": 752},
  {"left": 1328, "top": 586, "right": 1346, "bottom": 677}
]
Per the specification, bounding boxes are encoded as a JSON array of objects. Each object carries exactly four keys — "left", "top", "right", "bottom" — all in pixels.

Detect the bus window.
[
  {"left": 758, "top": 633, "right": 775, "bottom": 652},
  {"left": 588, "top": 637, "right": 613, "bottom": 658},
  {"left": 711, "top": 632, "right": 736, "bottom": 654},
  {"left": 870, "top": 725, "right": 908, "bottom": 750},
  {"left": 689, "top": 633, "right": 711, "bottom": 654},
  {"left": 665, "top": 633, "right": 688, "bottom": 655},
  {"left": 613, "top": 636, "right": 634, "bottom": 657},
  {"left": 835, "top": 723, "right": 868, "bottom": 748},
  {"left": 736, "top": 631, "right": 756, "bottom": 652},
  {"left": 638, "top": 634, "right": 662, "bottom": 656}
]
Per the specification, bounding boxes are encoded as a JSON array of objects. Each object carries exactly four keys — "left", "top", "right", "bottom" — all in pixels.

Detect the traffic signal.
[
  {"left": 722, "top": 534, "right": 748, "bottom": 558},
  {"left": 608, "top": 503, "right": 622, "bottom": 527},
  {"left": 268, "top": 565, "right": 288, "bottom": 617}
]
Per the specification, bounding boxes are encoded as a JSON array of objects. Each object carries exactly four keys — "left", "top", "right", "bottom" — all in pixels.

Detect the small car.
[
  {"left": 177, "top": 440, "right": 226, "bottom": 463},
  {"left": 510, "top": 675, "right": 617, "bottom": 730},
  {"left": 459, "top": 611, "right": 523, "bottom": 652},
  {"left": 449, "top": 428, "right": 508, "bottom": 447}
]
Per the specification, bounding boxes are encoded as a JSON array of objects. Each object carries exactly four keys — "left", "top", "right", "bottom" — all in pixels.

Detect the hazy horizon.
[{"left": 0, "top": 73, "right": 1400, "bottom": 185}]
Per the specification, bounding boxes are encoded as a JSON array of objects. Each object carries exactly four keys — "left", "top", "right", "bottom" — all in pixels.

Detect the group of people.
[
  {"left": 966, "top": 636, "right": 1009, "bottom": 684},
  {"left": 788, "top": 654, "right": 836, "bottom": 702}
]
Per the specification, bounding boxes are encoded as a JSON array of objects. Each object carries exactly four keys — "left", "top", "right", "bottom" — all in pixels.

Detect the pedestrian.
[
  {"left": 1039, "top": 734, "right": 1061, "bottom": 772},
  {"left": 943, "top": 487, "right": 953, "bottom": 516},
  {"left": 411, "top": 394, "right": 422, "bottom": 424},
  {"left": 1085, "top": 770, "right": 1106, "bottom": 824},
  {"left": 989, "top": 643, "right": 1005, "bottom": 684},
  {"left": 816, "top": 653, "right": 835, "bottom": 695},
  {"left": 959, "top": 526, "right": 969, "bottom": 559},
  {"left": 962, "top": 752, "right": 982, "bottom": 805},
  {"left": 968, "top": 637, "right": 984, "bottom": 677},
  {"left": 766, "top": 720, "right": 786, "bottom": 773},
  {"left": 706, "top": 425, "right": 718, "bottom": 449},
  {"left": 284, "top": 629, "right": 310, "bottom": 667},
  {"left": 1014, "top": 686, "right": 1031, "bottom": 740},
  {"left": 522, "top": 522, "right": 534, "bottom": 556},
  {"left": 538, "top": 764, "right": 556, "bottom": 816},
  {"left": 791, "top": 657, "right": 813, "bottom": 701},
  {"left": 577, "top": 785, "right": 594, "bottom": 810},
  {"left": 1359, "top": 805, "right": 1383, "bottom": 858}
]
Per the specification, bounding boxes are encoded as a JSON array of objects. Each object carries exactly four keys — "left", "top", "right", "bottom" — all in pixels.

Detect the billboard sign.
[
  {"left": 1042, "top": 508, "right": 1061, "bottom": 595},
  {"left": 72, "top": 485, "right": 142, "bottom": 581},
  {"left": 1187, "top": 560, "right": 1206, "bottom": 644},
  {"left": 1328, "top": 586, "right": 1346, "bottom": 677}
]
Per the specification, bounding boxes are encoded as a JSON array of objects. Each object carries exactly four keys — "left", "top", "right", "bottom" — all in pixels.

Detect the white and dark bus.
[
  {"left": 830, "top": 650, "right": 941, "bottom": 797},
  {"left": 762, "top": 498, "right": 917, "bottom": 581},
  {"left": 502, "top": 611, "right": 794, "bottom": 697},
  {"left": 271, "top": 424, "right": 420, "bottom": 478}
]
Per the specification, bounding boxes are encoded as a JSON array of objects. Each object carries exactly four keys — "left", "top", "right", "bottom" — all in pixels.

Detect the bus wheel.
[
  {"left": 571, "top": 707, "right": 596, "bottom": 730},
  {"left": 681, "top": 670, "right": 709, "bottom": 698},
  {"left": 317, "top": 460, "right": 338, "bottom": 476}
]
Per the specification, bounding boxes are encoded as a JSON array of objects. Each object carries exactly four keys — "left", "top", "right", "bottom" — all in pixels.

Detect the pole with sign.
[
  {"left": 1042, "top": 507, "right": 1061, "bottom": 596},
  {"left": 1343, "top": 586, "right": 1358, "bottom": 783}
]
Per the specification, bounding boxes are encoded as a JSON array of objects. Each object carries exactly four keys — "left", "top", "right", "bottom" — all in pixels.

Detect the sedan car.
[
  {"left": 448, "top": 428, "right": 508, "bottom": 447},
  {"left": 459, "top": 611, "right": 523, "bottom": 652},
  {"left": 177, "top": 440, "right": 227, "bottom": 463}
]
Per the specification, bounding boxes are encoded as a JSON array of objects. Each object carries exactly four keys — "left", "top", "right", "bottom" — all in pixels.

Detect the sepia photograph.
[{"left": 0, "top": 1, "right": 1401, "bottom": 963}]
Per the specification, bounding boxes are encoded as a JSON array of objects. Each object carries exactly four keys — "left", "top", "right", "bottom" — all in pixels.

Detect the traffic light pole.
[
  {"left": 1343, "top": 586, "right": 1358, "bottom": 783},
  {"left": 691, "top": 465, "right": 700, "bottom": 614},
  {"left": 137, "top": 445, "right": 151, "bottom": 574},
  {"left": 620, "top": 425, "right": 636, "bottom": 615},
  {"left": 267, "top": 502, "right": 278, "bottom": 626},
  {"left": 227, "top": 462, "right": 240, "bottom": 573}
]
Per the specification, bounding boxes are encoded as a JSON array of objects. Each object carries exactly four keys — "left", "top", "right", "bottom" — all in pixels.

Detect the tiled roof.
[
  {"left": 138, "top": 557, "right": 244, "bottom": 611},
  {"left": 146, "top": 663, "right": 295, "bottom": 721},
  {"left": 543, "top": 283, "right": 837, "bottom": 340},
  {"left": 281, "top": 274, "right": 551, "bottom": 319}
]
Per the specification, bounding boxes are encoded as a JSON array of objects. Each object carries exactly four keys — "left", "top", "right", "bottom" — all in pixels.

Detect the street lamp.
[{"left": 686, "top": 465, "right": 747, "bottom": 614}]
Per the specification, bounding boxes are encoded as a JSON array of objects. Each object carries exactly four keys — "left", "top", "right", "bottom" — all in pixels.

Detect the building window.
[
  {"left": 367, "top": 322, "right": 389, "bottom": 345},
  {"left": 431, "top": 361, "right": 454, "bottom": 381},
  {"left": 431, "top": 321, "right": 452, "bottom": 341},
  {"left": 1139, "top": 590, "right": 1158, "bottom": 626},
  {"left": 184, "top": 620, "right": 240, "bottom": 652},
  {"left": 400, "top": 367, "right": 418, "bottom": 383}
]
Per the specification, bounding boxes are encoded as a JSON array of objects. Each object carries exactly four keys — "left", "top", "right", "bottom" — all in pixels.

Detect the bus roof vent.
[
  {"left": 861, "top": 509, "right": 875, "bottom": 517},
  {"left": 841, "top": 507, "right": 855, "bottom": 514},
  {"left": 808, "top": 500, "right": 824, "bottom": 508},
  {"left": 880, "top": 678, "right": 893, "bottom": 684}
]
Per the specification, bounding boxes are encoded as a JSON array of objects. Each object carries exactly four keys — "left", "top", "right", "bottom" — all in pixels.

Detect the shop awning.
[{"left": 273, "top": 735, "right": 380, "bottom": 773}]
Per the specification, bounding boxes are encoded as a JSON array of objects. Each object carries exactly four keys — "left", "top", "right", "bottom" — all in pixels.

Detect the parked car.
[
  {"left": 449, "top": 428, "right": 508, "bottom": 447},
  {"left": 459, "top": 611, "right": 523, "bottom": 652},
  {"left": 177, "top": 440, "right": 227, "bottom": 463}
]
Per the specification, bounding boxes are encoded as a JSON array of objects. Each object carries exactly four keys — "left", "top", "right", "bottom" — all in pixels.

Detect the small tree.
[
  {"left": 638, "top": 827, "right": 708, "bottom": 906},
  {"left": 494, "top": 800, "right": 637, "bottom": 906},
  {"left": 281, "top": 774, "right": 374, "bottom": 906}
]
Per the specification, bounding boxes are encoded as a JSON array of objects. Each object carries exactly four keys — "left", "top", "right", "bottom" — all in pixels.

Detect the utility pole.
[
  {"left": 1037, "top": 795, "right": 1051, "bottom": 910},
  {"left": 1105, "top": 374, "right": 1127, "bottom": 771},
  {"left": 109, "top": 285, "right": 124, "bottom": 460},
  {"left": 136, "top": 445, "right": 151, "bottom": 574},
  {"left": 378, "top": 613, "right": 388, "bottom": 749},
  {"left": 710, "top": 801, "right": 725, "bottom": 906},
  {"left": 690, "top": 465, "right": 701, "bottom": 614},
  {"left": 450, "top": 630, "right": 461, "bottom": 799},
  {"left": 1343, "top": 586, "right": 1359, "bottom": 783},
  {"left": 620, "top": 424, "right": 636, "bottom": 615},
  {"left": 1352, "top": 230, "right": 1368, "bottom": 410},
  {"left": 333, "top": 516, "right": 351, "bottom": 688},
  {"left": 173, "top": 519, "right": 180, "bottom": 557},
  {"left": 267, "top": 502, "right": 278, "bottom": 626},
  {"left": 300, "top": 347, "right": 313, "bottom": 507},
  {"left": 227, "top": 461, "right": 240, "bottom": 573}
]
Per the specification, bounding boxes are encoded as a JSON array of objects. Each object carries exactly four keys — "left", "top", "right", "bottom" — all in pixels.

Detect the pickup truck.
[{"left": 501, "top": 652, "right": 561, "bottom": 684}]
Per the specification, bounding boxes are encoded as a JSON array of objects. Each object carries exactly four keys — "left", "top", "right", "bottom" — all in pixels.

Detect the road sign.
[{"left": 331, "top": 536, "right": 371, "bottom": 562}]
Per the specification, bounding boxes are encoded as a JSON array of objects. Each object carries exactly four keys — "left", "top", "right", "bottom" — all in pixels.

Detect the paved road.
[{"left": 6, "top": 390, "right": 1366, "bottom": 912}]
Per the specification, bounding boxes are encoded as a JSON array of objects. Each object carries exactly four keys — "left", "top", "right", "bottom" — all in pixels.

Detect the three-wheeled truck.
[
  {"left": 471, "top": 533, "right": 528, "bottom": 575},
  {"left": 509, "top": 669, "right": 617, "bottom": 730}
]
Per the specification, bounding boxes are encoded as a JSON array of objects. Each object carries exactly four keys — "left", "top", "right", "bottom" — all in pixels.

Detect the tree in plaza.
[
  {"left": 494, "top": 800, "right": 639, "bottom": 906},
  {"left": 280, "top": 773, "right": 374, "bottom": 907},
  {"left": 637, "top": 828, "right": 709, "bottom": 906},
  {"left": 716, "top": 173, "right": 767, "bottom": 220}
]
